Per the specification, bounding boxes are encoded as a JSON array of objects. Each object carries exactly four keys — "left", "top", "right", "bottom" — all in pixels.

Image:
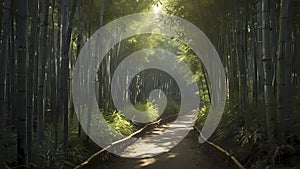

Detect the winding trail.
[{"left": 92, "top": 125, "right": 229, "bottom": 169}]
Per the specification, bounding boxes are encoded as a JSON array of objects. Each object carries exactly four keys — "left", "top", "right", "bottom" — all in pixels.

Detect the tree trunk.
[
  {"left": 62, "top": 0, "right": 69, "bottom": 154},
  {"left": 55, "top": 0, "right": 62, "bottom": 149},
  {"left": 257, "top": 0, "right": 265, "bottom": 107},
  {"left": 50, "top": 0, "right": 57, "bottom": 149},
  {"left": 97, "top": 0, "right": 105, "bottom": 109},
  {"left": 0, "top": 0, "right": 11, "bottom": 130},
  {"left": 229, "top": 24, "right": 239, "bottom": 102},
  {"left": 76, "top": 0, "right": 82, "bottom": 137},
  {"left": 9, "top": 17, "right": 16, "bottom": 123},
  {"left": 262, "top": 0, "right": 276, "bottom": 141},
  {"left": 235, "top": 0, "right": 249, "bottom": 127},
  {"left": 27, "top": 0, "right": 38, "bottom": 159},
  {"left": 62, "top": 0, "right": 78, "bottom": 154},
  {"left": 276, "top": 0, "right": 291, "bottom": 143},
  {"left": 37, "top": 0, "right": 49, "bottom": 141},
  {"left": 284, "top": 3, "right": 293, "bottom": 135},
  {"left": 250, "top": 14, "right": 258, "bottom": 106},
  {"left": 15, "top": 0, "right": 28, "bottom": 166}
]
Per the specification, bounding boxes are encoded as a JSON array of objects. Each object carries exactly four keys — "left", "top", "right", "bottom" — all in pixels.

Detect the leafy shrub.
[
  {"left": 30, "top": 125, "right": 90, "bottom": 169},
  {"left": 105, "top": 110, "right": 133, "bottom": 136},
  {"left": 123, "top": 101, "right": 161, "bottom": 123},
  {"left": 213, "top": 103, "right": 242, "bottom": 141},
  {"left": 236, "top": 126, "right": 264, "bottom": 146},
  {"left": 160, "top": 96, "right": 180, "bottom": 118},
  {"left": 0, "top": 128, "right": 17, "bottom": 168}
]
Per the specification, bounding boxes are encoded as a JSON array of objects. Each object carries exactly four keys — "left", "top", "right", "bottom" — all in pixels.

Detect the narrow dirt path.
[{"left": 93, "top": 129, "right": 229, "bottom": 169}]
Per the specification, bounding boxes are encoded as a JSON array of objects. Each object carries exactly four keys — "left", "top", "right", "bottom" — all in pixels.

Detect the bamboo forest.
[{"left": 1, "top": 0, "right": 300, "bottom": 168}]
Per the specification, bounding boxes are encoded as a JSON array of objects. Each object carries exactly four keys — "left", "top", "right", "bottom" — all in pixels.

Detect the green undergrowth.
[
  {"left": 207, "top": 94, "right": 300, "bottom": 167},
  {"left": 104, "top": 110, "right": 133, "bottom": 136},
  {"left": 0, "top": 100, "right": 182, "bottom": 169},
  {"left": 160, "top": 96, "right": 180, "bottom": 118},
  {"left": 130, "top": 101, "right": 161, "bottom": 123},
  {"left": 0, "top": 127, "right": 17, "bottom": 168},
  {"left": 122, "top": 97, "right": 180, "bottom": 125}
]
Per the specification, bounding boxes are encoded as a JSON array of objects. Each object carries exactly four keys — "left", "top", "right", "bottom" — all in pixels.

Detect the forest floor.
[{"left": 90, "top": 127, "right": 229, "bottom": 169}]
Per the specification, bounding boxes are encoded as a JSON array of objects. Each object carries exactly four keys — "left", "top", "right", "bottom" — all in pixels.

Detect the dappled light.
[
  {"left": 0, "top": 0, "right": 300, "bottom": 169},
  {"left": 138, "top": 158, "right": 156, "bottom": 167},
  {"left": 120, "top": 122, "right": 194, "bottom": 158}
]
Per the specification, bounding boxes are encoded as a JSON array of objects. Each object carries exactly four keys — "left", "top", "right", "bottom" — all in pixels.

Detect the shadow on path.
[{"left": 94, "top": 129, "right": 229, "bottom": 169}]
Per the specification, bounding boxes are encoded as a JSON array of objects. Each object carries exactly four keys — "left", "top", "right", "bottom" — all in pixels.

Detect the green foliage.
[
  {"left": 213, "top": 99, "right": 266, "bottom": 145},
  {"left": 2, "top": 0, "right": 299, "bottom": 168},
  {"left": 29, "top": 125, "right": 89, "bottom": 169},
  {"left": 105, "top": 110, "right": 133, "bottom": 136},
  {"left": 0, "top": 125, "right": 91, "bottom": 169},
  {"left": 30, "top": 143, "right": 88, "bottom": 169},
  {"left": 160, "top": 96, "right": 180, "bottom": 118},
  {"left": 27, "top": 110, "right": 135, "bottom": 169},
  {"left": 129, "top": 101, "right": 160, "bottom": 123},
  {"left": 127, "top": 98, "right": 180, "bottom": 123},
  {"left": 236, "top": 126, "right": 264, "bottom": 146},
  {"left": 213, "top": 102, "right": 242, "bottom": 141},
  {"left": 196, "top": 104, "right": 210, "bottom": 127},
  {"left": 0, "top": 128, "right": 17, "bottom": 168}
]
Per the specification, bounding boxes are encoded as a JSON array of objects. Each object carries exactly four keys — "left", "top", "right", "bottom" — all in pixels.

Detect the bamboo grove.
[{"left": 0, "top": 0, "right": 300, "bottom": 168}]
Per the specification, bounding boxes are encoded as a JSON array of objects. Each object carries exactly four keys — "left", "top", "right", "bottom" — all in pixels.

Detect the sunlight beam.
[{"left": 153, "top": 3, "right": 162, "bottom": 13}]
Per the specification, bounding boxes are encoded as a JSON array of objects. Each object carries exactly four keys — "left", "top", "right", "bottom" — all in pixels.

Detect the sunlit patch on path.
[
  {"left": 120, "top": 113, "right": 197, "bottom": 157},
  {"left": 120, "top": 123, "right": 193, "bottom": 158},
  {"left": 96, "top": 126, "right": 229, "bottom": 169}
]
